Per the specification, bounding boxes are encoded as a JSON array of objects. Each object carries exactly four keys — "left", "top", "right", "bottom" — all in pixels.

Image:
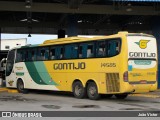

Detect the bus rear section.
[{"left": 126, "top": 34, "right": 157, "bottom": 93}]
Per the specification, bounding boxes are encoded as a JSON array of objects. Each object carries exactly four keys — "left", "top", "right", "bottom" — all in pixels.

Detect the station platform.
[{"left": 129, "top": 89, "right": 160, "bottom": 98}]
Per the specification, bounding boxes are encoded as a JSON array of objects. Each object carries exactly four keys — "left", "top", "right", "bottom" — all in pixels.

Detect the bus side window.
[
  {"left": 59, "top": 47, "right": 64, "bottom": 59},
  {"left": 108, "top": 40, "right": 120, "bottom": 57},
  {"left": 30, "top": 48, "right": 37, "bottom": 61},
  {"left": 16, "top": 49, "right": 23, "bottom": 62},
  {"left": 50, "top": 47, "right": 56, "bottom": 60},
  {"left": 40, "top": 50, "right": 45, "bottom": 60},
  {"left": 20, "top": 51, "right": 25, "bottom": 62},
  {"left": 72, "top": 44, "right": 78, "bottom": 59},
  {"left": 28, "top": 50, "right": 32, "bottom": 61},
  {"left": 96, "top": 41, "right": 106, "bottom": 57},
  {"left": 87, "top": 43, "right": 95, "bottom": 58},
  {"left": 64, "top": 45, "right": 71, "bottom": 59},
  {"left": 64, "top": 44, "right": 78, "bottom": 59},
  {"left": 37, "top": 47, "right": 49, "bottom": 61},
  {"left": 45, "top": 49, "right": 49, "bottom": 60},
  {"left": 31, "top": 50, "right": 35, "bottom": 60},
  {"left": 79, "top": 44, "right": 87, "bottom": 58},
  {"left": 116, "top": 41, "right": 120, "bottom": 54},
  {"left": 55, "top": 46, "right": 64, "bottom": 60},
  {"left": 108, "top": 41, "right": 116, "bottom": 57},
  {"left": 25, "top": 50, "right": 29, "bottom": 61},
  {"left": 79, "top": 46, "right": 83, "bottom": 58},
  {"left": 79, "top": 42, "right": 95, "bottom": 58}
]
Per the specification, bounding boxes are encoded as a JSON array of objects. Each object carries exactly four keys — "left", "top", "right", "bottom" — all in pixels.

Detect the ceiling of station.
[{"left": 0, "top": 0, "right": 160, "bottom": 35}]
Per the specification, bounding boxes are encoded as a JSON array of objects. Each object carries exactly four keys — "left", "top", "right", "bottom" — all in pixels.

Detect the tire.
[
  {"left": 115, "top": 94, "right": 128, "bottom": 99},
  {"left": 72, "top": 81, "right": 86, "bottom": 99},
  {"left": 87, "top": 82, "right": 100, "bottom": 100},
  {"left": 17, "top": 80, "right": 28, "bottom": 94}
]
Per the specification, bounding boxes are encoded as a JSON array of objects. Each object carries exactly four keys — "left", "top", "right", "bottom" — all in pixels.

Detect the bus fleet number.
[{"left": 101, "top": 63, "right": 116, "bottom": 68}]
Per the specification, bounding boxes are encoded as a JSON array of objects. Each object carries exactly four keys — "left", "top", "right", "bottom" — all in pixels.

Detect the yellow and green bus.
[{"left": 5, "top": 32, "right": 158, "bottom": 100}]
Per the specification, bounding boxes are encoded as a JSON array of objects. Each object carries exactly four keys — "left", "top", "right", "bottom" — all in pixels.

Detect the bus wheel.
[
  {"left": 73, "top": 81, "right": 86, "bottom": 99},
  {"left": 87, "top": 82, "right": 100, "bottom": 100},
  {"left": 115, "top": 94, "right": 128, "bottom": 99},
  {"left": 17, "top": 80, "right": 28, "bottom": 94}
]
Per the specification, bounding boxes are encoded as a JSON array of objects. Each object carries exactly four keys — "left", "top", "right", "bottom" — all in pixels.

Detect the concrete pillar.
[
  {"left": 67, "top": 15, "right": 78, "bottom": 37},
  {"left": 0, "top": 28, "right": 1, "bottom": 60},
  {"left": 0, "top": 28, "right": 1, "bottom": 51},
  {"left": 152, "top": 16, "right": 160, "bottom": 88},
  {"left": 58, "top": 29, "right": 65, "bottom": 38}
]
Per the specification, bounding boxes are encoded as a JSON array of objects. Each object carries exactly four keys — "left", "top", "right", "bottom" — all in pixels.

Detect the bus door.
[{"left": 5, "top": 49, "right": 17, "bottom": 88}]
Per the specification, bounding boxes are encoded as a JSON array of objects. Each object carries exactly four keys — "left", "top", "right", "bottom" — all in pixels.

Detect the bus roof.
[
  {"left": 42, "top": 31, "right": 155, "bottom": 45},
  {"left": 42, "top": 32, "right": 128, "bottom": 46},
  {"left": 14, "top": 31, "right": 155, "bottom": 49}
]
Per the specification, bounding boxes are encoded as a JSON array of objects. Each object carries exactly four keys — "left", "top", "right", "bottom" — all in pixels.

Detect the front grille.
[{"left": 106, "top": 73, "right": 120, "bottom": 93}]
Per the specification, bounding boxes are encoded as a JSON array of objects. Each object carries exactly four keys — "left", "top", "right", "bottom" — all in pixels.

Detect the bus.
[
  {"left": 0, "top": 58, "right": 7, "bottom": 86},
  {"left": 5, "top": 32, "right": 158, "bottom": 100}
]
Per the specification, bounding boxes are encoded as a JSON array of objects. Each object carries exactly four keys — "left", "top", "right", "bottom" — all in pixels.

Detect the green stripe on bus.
[
  {"left": 25, "top": 62, "right": 57, "bottom": 85},
  {"left": 25, "top": 62, "right": 47, "bottom": 85},
  {"left": 34, "top": 62, "right": 57, "bottom": 85}
]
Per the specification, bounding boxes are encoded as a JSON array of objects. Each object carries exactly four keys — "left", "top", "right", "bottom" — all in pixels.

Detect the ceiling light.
[
  {"left": 126, "top": 3, "right": 132, "bottom": 12},
  {"left": 77, "top": 20, "right": 82, "bottom": 23},
  {"left": 32, "top": 19, "right": 39, "bottom": 22},
  {"left": 25, "top": 3, "right": 31, "bottom": 8},
  {"left": 20, "top": 18, "right": 39, "bottom": 22},
  {"left": 25, "top": 0, "right": 32, "bottom": 9}
]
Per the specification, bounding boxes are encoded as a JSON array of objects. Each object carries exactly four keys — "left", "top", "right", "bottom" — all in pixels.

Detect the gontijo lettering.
[
  {"left": 53, "top": 62, "right": 86, "bottom": 70},
  {"left": 129, "top": 52, "right": 156, "bottom": 58}
]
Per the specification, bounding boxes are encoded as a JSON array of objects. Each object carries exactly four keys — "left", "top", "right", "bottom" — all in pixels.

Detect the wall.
[{"left": 0, "top": 38, "right": 27, "bottom": 51}]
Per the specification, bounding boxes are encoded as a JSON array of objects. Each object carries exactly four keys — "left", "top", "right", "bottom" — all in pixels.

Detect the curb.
[
  {"left": 129, "top": 94, "right": 160, "bottom": 98},
  {"left": 0, "top": 87, "right": 18, "bottom": 93},
  {"left": 156, "top": 89, "right": 160, "bottom": 92},
  {"left": 7, "top": 89, "right": 18, "bottom": 93},
  {"left": 0, "top": 88, "right": 8, "bottom": 92},
  {"left": 129, "top": 89, "right": 160, "bottom": 98}
]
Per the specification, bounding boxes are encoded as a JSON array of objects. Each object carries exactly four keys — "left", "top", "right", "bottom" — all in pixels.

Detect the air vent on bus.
[{"left": 106, "top": 73, "right": 120, "bottom": 93}]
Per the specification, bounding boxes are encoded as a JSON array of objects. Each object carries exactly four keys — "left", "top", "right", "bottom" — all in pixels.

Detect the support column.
[
  {"left": 58, "top": 29, "right": 65, "bottom": 38},
  {"left": 0, "top": 28, "right": 1, "bottom": 60},
  {"left": 67, "top": 15, "right": 78, "bottom": 37},
  {"left": 0, "top": 28, "right": 1, "bottom": 51},
  {"left": 152, "top": 16, "right": 160, "bottom": 89}
]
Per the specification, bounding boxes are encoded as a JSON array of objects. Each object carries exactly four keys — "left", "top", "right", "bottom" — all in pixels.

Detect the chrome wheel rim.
[
  {"left": 75, "top": 85, "right": 82, "bottom": 96},
  {"left": 89, "top": 86, "right": 96, "bottom": 96}
]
